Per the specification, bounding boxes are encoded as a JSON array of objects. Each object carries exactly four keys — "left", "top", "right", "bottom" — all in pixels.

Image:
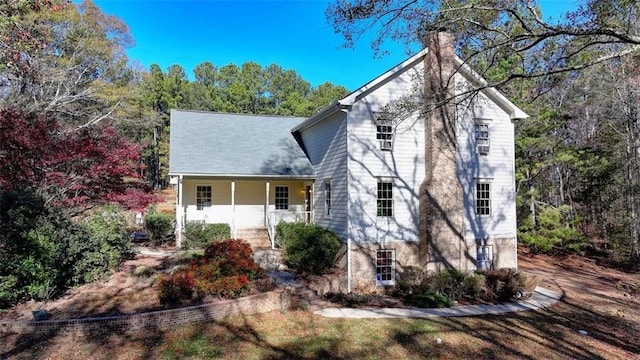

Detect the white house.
[{"left": 169, "top": 33, "right": 527, "bottom": 293}]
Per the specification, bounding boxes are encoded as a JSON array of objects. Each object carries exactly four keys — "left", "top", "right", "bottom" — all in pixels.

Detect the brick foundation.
[{"left": 0, "top": 290, "right": 290, "bottom": 335}]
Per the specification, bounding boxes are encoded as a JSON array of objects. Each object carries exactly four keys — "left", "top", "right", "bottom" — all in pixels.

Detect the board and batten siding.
[
  {"left": 455, "top": 79, "right": 518, "bottom": 242},
  {"left": 346, "top": 62, "right": 426, "bottom": 245},
  {"left": 299, "top": 111, "right": 349, "bottom": 239}
]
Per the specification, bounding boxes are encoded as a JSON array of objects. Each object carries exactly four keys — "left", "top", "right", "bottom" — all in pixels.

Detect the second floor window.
[
  {"left": 475, "top": 121, "right": 490, "bottom": 155},
  {"left": 375, "top": 112, "right": 394, "bottom": 151}
]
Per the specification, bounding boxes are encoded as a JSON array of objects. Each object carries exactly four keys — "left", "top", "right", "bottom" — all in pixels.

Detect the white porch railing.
[{"left": 267, "top": 211, "right": 313, "bottom": 248}]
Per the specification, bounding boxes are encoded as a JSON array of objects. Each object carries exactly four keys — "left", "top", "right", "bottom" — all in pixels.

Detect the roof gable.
[
  {"left": 292, "top": 48, "right": 528, "bottom": 133},
  {"left": 169, "top": 110, "right": 315, "bottom": 177}
]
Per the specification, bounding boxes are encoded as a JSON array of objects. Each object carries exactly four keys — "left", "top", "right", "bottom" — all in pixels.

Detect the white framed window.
[
  {"left": 324, "top": 180, "right": 331, "bottom": 217},
  {"left": 196, "top": 185, "right": 212, "bottom": 211},
  {"left": 476, "top": 181, "right": 491, "bottom": 216},
  {"left": 475, "top": 121, "right": 490, "bottom": 155},
  {"left": 275, "top": 186, "right": 289, "bottom": 210},
  {"left": 376, "top": 249, "right": 395, "bottom": 286},
  {"left": 477, "top": 244, "right": 494, "bottom": 270},
  {"left": 375, "top": 112, "right": 394, "bottom": 151},
  {"left": 377, "top": 180, "right": 393, "bottom": 217}
]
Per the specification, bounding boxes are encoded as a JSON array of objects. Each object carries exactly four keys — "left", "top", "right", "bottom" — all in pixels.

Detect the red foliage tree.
[{"left": 0, "top": 108, "right": 157, "bottom": 212}]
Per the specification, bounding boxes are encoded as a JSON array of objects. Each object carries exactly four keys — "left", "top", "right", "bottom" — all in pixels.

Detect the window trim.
[
  {"left": 324, "top": 180, "right": 331, "bottom": 218},
  {"left": 375, "top": 112, "right": 394, "bottom": 151},
  {"left": 274, "top": 185, "right": 289, "bottom": 211},
  {"left": 474, "top": 119, "right": 491, "bottom": 155},
  {"left": 475, "top": 181, "right": 491, "bottom": 216},
  {"left": 376, "top": 179, "right": 393, "bottom": 217},
  {"left": 375, "top": 249, "right": 396, "bottom": 286},
  {"left": 195, "top": 184, "right": 212, "bottom": 211}
]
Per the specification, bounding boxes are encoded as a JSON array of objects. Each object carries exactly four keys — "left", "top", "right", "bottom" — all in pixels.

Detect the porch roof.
[{"left": 169, "top": 110, "right": 315, "bottom": 177}]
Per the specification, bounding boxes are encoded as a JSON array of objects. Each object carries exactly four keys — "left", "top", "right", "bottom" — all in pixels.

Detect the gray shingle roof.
[{"left": 169, "top": 110, "right": 315, "bottom": 177}]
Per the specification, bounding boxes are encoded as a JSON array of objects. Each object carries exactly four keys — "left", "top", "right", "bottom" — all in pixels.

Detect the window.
[
  {"left": 324, "top": 181, "right": 331, "bottom": 217},
  {"left": 377, "top": 181, "right": 393, "bottom": 217},
  {"left": 476, "top": 182, "right": 491, "bottom": 216},
  {"left": 375, "top": 112, "right": 394, "bottom": 151},
  {"left": 475, "top": 121, "right": 490, "bottom": 155},
  {"left": 275, "top": 186, "right": 289, "bottom": 210},
  {"left": 376, "top": 249, "right": 395, "bottom": 285},
  {"left": 477, "top": 244, "right": 493, "bottom": 270},
  {"left": 196, "top": 185, "right": 211, "bottom": 210}
]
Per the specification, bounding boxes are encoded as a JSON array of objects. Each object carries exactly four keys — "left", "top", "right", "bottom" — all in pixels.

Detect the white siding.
[
  {"left": 455, "top": 76, "right": 518, "bottom": 242},
  {"left": 300, "top": 112, "right": 349, "bottom": 238},
  {"left": 346, "top": 63, "right": 426, "bottom": 244}
]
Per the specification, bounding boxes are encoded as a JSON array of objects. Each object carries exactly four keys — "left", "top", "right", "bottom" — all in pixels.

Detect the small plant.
[
  {"left": 133, "top": 265, "right": 155, "bottom": 277},
  {"left": 144, "top": 213, "right": 174, "bottom": 246}
]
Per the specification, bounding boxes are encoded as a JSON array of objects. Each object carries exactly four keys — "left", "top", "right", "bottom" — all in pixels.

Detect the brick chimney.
[{"left": 419, "top": 32, "right": 465, "bottom": 271}]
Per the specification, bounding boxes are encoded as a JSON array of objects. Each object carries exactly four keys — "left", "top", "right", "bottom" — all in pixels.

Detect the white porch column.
[
  {"left": 175, "top": 175, "right": 184, "bottom": 248},
  {"left": 265, "top": 181, "right": 270, "bottom": 227},
  {"left": 231, "top": 180, "right": 236, "bottom": 239}
]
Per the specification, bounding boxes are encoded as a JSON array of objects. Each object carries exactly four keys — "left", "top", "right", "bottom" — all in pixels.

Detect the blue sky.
[{"left": 92, "top": 0, "right": 580, "bottom": 91}]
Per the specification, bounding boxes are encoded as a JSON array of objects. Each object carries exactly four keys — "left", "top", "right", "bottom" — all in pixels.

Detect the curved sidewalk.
[{"left": 314, "top": 286, "right": 561, "bottom": 319}]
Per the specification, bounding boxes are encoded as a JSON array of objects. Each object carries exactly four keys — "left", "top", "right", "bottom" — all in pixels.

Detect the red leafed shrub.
[
  {"left": 210, "top": 275, "right": 251, "bottom": 299},
  {"left": 157, "top": 271, "right": 195, "bottom": 306},
  {"left": 203, "top": 239, "right": 262, "bottom": 279}
]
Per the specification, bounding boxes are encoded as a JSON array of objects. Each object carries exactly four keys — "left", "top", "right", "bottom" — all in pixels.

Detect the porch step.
[{"left": 237, "top": 228, "right": 271, "bottom": 250}]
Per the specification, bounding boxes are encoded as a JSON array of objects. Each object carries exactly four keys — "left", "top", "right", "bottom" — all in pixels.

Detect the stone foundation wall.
[{"left": 348, "top": 242, "right": 421, "bottom": 294}]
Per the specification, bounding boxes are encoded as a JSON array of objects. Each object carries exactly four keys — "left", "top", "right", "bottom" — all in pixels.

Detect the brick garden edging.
[{"left": 0, "top": 290, "right": 291, "bottom": 335}]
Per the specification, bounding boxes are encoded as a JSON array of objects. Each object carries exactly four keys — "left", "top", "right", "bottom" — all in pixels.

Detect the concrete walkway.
[{"left": 313, "top": 287, "right": 561, "bottom": 319}]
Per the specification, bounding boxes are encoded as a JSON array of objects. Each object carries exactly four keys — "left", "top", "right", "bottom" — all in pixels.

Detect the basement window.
[{"left": 376, "top": 249, "right": 395, "bottom": 286}]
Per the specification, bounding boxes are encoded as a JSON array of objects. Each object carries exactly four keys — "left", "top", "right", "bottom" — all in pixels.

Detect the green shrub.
[
  {"left": 183, "top": 222, "right": 230, "bottom": 249},
  {"left": 279, "top": 222, "right": 341, "bottom": 275},
  {"left": 0, "top": 191, "right": 138, "bottom": 308},
  {"left": 145, "top": 213, "right": 174, "bottom": 246},
  {"left": 70, "top": 206, "right": 134, "bottom": 283},
  {"left": 0, "top": 190, "right": 82, "bottom": 307},
  {"left": 404, "top": 293, "right": 451, "bottom": 308}
]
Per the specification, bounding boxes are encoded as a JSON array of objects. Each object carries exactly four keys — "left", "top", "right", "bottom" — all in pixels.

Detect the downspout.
[{"left": 342, "top": 103, "right": 353, "bottom": 294}]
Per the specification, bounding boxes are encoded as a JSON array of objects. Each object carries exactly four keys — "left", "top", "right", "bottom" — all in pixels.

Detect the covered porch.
[{"left": 174, "top": 176, "right": 315, "bottom": 248}]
